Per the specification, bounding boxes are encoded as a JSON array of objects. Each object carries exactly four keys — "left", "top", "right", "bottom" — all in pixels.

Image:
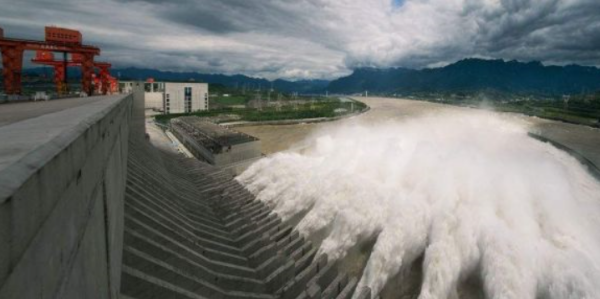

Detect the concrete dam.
[
  {"left": 2, "top": 89, "right": 600, "bottom": 299},
  {"left": 0, "top": 88, "right": 369, "bottom": 299}
]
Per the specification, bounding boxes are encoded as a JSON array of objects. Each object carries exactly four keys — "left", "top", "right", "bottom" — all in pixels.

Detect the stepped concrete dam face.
[
  {"left": 0, "top": 87, "right": 369, "bottom": 299},
  {"left": 1, "top": 92, "right": 600, "bottom": 299}
]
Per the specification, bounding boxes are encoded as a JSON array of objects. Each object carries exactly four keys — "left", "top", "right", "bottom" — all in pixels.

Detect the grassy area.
[
  {"left": 212, "top": 95, "right": 248, "bottom": 106},
  {"left": 155, "top": 98, "right": 367, "bottom": 124},
  {"left": 495, "top": 98, "right": 600, "bottom": 127},
  {"left": 401, "top": 91, "right": 600, "bottom": 127}
]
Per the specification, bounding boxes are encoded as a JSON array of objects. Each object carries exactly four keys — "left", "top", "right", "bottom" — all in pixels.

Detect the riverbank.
[{"left": 221, "top": 105, "right": 370, "bottom": 128}]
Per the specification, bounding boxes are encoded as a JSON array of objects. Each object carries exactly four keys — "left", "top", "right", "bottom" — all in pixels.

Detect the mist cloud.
[{"left": 237, "top": 111, "right": 600, "bottom": 298}]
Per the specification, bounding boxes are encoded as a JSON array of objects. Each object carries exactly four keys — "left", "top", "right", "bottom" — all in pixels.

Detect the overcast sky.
[{"left": 1, "top": 0, "right": 599, "bottom": 80}]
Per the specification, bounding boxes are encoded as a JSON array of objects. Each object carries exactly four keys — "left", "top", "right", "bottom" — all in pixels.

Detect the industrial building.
[
  {"left": 120, "top": 81, "right": 209, "bottom": 114},
  {"left": 170, "top": 116, "right": 262, "bottom": 173}
]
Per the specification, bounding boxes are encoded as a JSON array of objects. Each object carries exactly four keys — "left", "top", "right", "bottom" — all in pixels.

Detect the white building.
[
  {"left": 120, "top": 81, "right": 209, "bottom": 114},
  {"left": 119, "top": 81, "right": 134, "bottom": 94}
]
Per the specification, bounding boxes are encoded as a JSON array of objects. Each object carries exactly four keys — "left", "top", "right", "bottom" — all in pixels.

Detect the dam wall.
[
  {"left": 0, "top": 82, "right": 367, "bottom": 298},
  {"left": 122, "top": 96, "right": 365, "bottom": 298},
  {"left": 0, "top": 94, "right": 135, "bottom": 298}
]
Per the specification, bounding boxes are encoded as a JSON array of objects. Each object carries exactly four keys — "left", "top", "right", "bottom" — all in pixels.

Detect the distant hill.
[
  {"left": 22, "top": 59, "right": 600, "bottom": 96},
  {"left": 22, "top": 67, "right": 330, "bottom": 94},
  {"left": 327, "top": 59, "right": 600, "bottom": 95}
]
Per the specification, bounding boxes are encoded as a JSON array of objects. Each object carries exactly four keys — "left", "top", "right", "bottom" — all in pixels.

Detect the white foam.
[{"left": 237, "top": 110, "right": 600, "bottom": 298}]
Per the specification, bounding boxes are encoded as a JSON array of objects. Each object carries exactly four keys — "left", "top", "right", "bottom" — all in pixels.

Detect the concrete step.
[
  {"left": 124, "top": 213, "right": 250, "bottom": 269},
  {"left": 124, "top": 228, "right": 261, "bottom": 284},
  {"left": 276, "top": 255, "right": 327, "bottom": 299},
  {"left": 307, "top": 261, "right": 339, "bottom": 292},
  {"left": 278, "top": 231, "right": 302, "bottom": 254},
  {"left": 121, "top": 266, "right": 207, "bottom": 299},
  {"left": 293, "top": 245, "right": 317, "bottom": 270},
  {"left": 320, "top": 273, "right": 349, "bottom": 299},
  {"left": 126, "top": 170, "right": 218, "bottom": 218},
  {"left": 125, "top": 200, "right": 244, "bottom": 257},
  {"left": 126, "top": 174, "right": 220, "bottom": 221},
  {"left": 336, "top": 279, "right": 367, "bottom": 299},
  {"left": 123, "top": 246, "right": 273, "bottom": 298},
  {"left": 126, "top": 188, "right": 236, "bottom": 245},
  {"left": 122, "top": 139, "right": 361, "bottom": 299}
]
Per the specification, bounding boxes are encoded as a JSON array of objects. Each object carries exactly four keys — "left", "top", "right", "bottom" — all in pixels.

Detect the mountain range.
[
  {"left": 328, "top": 59, "right": 600, "bottom": 95},
  {"left": 22, "top": 67, "right": 329, "bottom": 94},
  {"left": 22, "top": 58, "right": 600, "bottom": 96}
]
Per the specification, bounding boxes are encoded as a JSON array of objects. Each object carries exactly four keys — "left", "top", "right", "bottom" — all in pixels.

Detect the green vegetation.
[
  {"left": 155, "top": 83, "right": 369, "bottom": 124},
  {"left": 155, "top": 98, "right": 367, "bottom": 124},
  {"left": 399, "top": 91, "right": 600, "bottom": 127},
  {"left": 495, "top": 96, "right": 600, "bottom": 126},
  {"left": 212, "top": 95, "right": 248, "bottom": 106}
]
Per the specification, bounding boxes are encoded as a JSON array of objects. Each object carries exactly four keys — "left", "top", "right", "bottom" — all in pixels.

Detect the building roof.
[{"left": 171, "top": 116, "right": 258, "bottom": 153}]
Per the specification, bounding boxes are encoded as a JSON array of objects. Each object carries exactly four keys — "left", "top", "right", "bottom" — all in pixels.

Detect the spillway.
[
  {"left": 120, "top": 132, "right": 370, "bottom": 298},
  {"left": 237, "top": 110, "right": 600, "bottom": 299},
  {"left": 2, "top": 91, "right": 598, "bottom": 299},
  {"left": 0, "top": 90, "right": 372, "bottom": 299}
]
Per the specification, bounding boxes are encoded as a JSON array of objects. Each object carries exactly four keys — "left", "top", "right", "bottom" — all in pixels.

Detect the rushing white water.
[{"left": 236, "top": 111, "right": 600, "bottom": 299}]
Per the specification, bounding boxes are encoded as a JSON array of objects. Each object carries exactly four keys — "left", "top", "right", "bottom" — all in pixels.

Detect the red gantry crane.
[
  {"left": 31, "top": 51, "right": 118, "bottom": 95},
  {"left": 0, "top": 26, "right": 114, "bottom": 96}
]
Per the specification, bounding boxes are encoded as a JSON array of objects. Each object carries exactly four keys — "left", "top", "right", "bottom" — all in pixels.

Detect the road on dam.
[{"left": 236, "top": 97, "right": 600, "bottom": 171}]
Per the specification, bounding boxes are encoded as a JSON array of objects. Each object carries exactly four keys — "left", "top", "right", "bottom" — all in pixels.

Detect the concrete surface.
[
  {"left": 530, "top": 121, "right": 600, "bottom": 176},
  {"left": 170, "top": 117, "right": 262, "bottom": 172},
  {"left": 0, "top": 96, "right": 110, "bottom": 127},
  {"left": 121, "top": 125, "right": 365, "bottom": 298},
  {"left": 146, "top": 120, "right": 179, "bottom": 154},
  {"left": 0, "top": 94, "right": 133, "bottom": 299}
]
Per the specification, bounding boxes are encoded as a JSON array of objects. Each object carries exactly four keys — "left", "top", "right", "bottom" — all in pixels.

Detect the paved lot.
[{"left": 0, "top": 97, "right": 108, "bottom": 127}]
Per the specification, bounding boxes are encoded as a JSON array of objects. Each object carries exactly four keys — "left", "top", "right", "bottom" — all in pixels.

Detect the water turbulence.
[{"left": 236, "top": 111, "right": 600, "bottom": 299}]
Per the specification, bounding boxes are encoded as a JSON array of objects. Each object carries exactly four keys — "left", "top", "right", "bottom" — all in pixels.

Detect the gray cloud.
[{"left": 1, "top": 0, "right": 599, "bottom": 80}]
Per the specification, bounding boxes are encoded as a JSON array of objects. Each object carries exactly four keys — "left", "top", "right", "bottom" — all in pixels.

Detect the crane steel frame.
[
  {"left": 31, "top": 53, "right": 114, "bottom": 95},
  {"left": 0, "top": 29, "right": 102, "bottom": 96}
]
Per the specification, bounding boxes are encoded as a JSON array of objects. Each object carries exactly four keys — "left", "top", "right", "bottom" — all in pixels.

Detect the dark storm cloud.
[
  {"left": 462, "top": 0, "right": 600, "bottom": 66},
  {"left": 163, "top": 9, "right": 241, "bottom": 34},
  {"left": 1, "top": 0, "right": 599, "bottom": 79},
  {"left": 118, "top": 0, "right": 248, "bottom": 33}
]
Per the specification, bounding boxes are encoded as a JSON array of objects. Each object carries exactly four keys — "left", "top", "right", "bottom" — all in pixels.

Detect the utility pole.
[
  {"left": 256, "top": 92, "right": 262, "bottom": 111},
  {"left": 293, "top": 92, "right": 299, "bottom": 110},
  {"left": 267, "top": 91, "right": 270, "bottom": 107},
  {"left": 63, "top": 52, "right": 69, "bottom": 94},
  {"left": 277, "top": 93, "right": 282, "bottom": 111}
]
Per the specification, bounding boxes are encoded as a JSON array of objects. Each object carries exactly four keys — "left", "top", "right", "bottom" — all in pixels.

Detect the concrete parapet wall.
[
  {"left": 214, "top": 141, "right": 262, "bottom": 166},
  {"left": 529, "top": 132, "right": 600, "bottom": 181},
  {"left": 0, "top": 94, "right": 134, "bottom": 299},
  {"left": 170, "top": 125, "right": 217, "bottom": 164}
]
